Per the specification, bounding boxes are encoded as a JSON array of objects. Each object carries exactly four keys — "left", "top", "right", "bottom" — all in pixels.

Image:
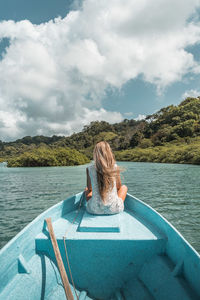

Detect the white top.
[{"left": 86, "top": 164, "right": 124, "bottom": 215}]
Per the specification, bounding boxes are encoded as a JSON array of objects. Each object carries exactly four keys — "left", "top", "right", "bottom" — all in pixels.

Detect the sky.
[{"left": 1, "top": 0, "right": 200, "bottom": 141}]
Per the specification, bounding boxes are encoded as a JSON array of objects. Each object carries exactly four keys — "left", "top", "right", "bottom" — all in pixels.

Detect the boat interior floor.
[{"left": 1, "top": 208, "right": 198, "bottom": 300}]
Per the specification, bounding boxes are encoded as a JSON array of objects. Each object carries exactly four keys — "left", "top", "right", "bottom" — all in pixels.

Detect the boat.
[
  {"left": 0, "top": 161, "right": 7, "bottom": 168},
  {"left": 0, "top": 192, "right": 200, "bottom": 300}
]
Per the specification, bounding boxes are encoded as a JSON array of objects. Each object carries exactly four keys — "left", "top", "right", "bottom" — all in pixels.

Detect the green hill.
[{"left": 1, "top": 96, "right": 200, "bottom": 166}]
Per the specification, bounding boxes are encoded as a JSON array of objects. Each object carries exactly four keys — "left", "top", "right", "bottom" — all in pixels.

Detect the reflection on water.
[{"left": 0, "top": 162, "right": 200, "bottom": 254}]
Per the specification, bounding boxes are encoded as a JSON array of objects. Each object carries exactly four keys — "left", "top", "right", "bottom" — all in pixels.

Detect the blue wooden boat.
[{"left": 0, "top": 192, "right": 200, "bottom": 300}]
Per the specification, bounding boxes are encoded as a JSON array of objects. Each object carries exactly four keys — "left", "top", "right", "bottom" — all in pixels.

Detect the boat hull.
[{"left": 0, "top": 193, "right": 200, "bottom": 299}]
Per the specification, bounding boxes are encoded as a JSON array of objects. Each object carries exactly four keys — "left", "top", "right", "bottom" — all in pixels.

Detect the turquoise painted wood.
[{"left": 0, "top": 192, "right": 200, "bottom": 299}]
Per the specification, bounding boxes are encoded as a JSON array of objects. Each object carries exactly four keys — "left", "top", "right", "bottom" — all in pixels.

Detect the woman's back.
[{"left": 86, "top": 164, "right": 124, "bottom": 215}]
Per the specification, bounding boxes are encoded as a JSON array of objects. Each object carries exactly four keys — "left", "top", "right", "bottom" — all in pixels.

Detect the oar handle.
[{"left": 45, "top": 218, "right": 74, "bottom": 300}]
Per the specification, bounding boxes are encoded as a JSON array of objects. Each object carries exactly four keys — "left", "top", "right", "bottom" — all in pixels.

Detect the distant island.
[{"left": 0, "top": 97, "right": 200, "bottom": 167}]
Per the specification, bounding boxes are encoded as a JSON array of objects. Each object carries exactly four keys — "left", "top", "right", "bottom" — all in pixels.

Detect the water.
[{"left": 0, "top": 162, "right": 200, "bottom": 254}]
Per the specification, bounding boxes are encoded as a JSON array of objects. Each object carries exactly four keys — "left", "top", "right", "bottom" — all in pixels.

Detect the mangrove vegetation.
[{"left": 6, "top": 147, "right": 90, "bottom": 167}]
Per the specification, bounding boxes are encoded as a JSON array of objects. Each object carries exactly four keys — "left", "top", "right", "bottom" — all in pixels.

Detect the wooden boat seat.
[
  {"left": 78, "top": 211, "right": 121, "bottom": 232},
  {"left": 0, "top": 252, "right": 92, "bottom": 300},
  {"left": 119, "top": 254, "right": 199, "bottom": 300},
  {"left": 36, "top": 207, "right": 167, "bottom": 242}
]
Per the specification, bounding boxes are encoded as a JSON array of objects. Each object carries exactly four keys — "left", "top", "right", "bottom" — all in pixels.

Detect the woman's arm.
[
  {"left": 116, "top": 166, "right": 127, "bottom": 201},
  {"left": 85, "top": 168, "right": 92, "bottom": 201},
  {"left": 116, "top": 167, "right": 122, "bottom": 191}
]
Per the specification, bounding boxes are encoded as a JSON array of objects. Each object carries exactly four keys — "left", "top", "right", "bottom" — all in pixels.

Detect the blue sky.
[{"left": 1, "top": 0, "right": 200, "bottom": 141}]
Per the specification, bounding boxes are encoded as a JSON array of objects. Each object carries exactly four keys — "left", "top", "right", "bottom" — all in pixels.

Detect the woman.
[{"left": 85, "top": 141, "right": 127, "bottom": 215}]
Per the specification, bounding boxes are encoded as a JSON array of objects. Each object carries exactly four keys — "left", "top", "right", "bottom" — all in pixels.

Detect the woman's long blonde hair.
[{"left": 93, "top": 141, "right": 119, "bottom": 203}]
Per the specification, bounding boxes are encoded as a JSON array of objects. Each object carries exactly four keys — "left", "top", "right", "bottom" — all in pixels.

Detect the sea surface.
[{"left": 0, "top": 161, "right": 200, "bottom": 254}]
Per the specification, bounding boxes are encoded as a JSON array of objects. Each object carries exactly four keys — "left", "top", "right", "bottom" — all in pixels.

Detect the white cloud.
[
  {"left": 134, "top": 114, "right": 146, "bottom": 121},
  {"left": 1, "top": 0, "right": 200, "bottom": 140},
  {"left": 182, "top": 89, "right": 200, "bottom": 99},
  {"left": 0, "top": 110, "right": 26, "bottom": 139}
]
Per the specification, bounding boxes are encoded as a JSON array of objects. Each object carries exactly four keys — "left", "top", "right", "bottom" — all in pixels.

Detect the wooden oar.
[{"left": 45, "top": 218, "right": 74, "bottom": 300}]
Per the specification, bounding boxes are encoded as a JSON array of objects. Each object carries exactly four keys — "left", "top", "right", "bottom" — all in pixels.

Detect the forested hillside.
[{"left": 1, "top": 97, "right": 200, "bottom": 166}]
